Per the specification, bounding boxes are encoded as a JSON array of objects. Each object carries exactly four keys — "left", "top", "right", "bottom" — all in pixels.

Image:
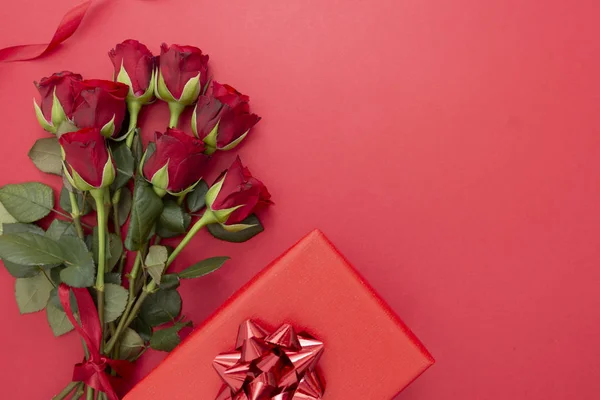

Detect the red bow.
[{"left": 59, "top": 283, "right": 131, "bottom": 400}]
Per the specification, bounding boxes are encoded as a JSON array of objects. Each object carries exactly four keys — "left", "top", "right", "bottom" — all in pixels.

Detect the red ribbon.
[
  {"left": 59, "top": 283, "right": 131, "bottom": 400},
  {"left": 0, "top": 1, "right": 91, "bottom": 62}
]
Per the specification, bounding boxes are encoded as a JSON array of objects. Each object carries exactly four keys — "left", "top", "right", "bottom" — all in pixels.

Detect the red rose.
[
  {"left": 72, "top": 79, "right": 129, "bottom": 138},
  {"left": 192, "top": 81, "right": 261, "bottom": 154},
  {"left": 207, "top": 157, "right": 271, "bottom": 226},
  {"left": 58, "top": 127, "right": 115, "bottom": 191},
  {"left": 142, "top": 128, "right": 209, "bottom": 197},
  {"left": 109, "top": 39, "right": 155, "bottom": 102},
  {"left": 33, "top": 71, "right": 82, "bottom": 133},
  {"left": 156, "top": 44, "right": 209, "bottom": 131}
]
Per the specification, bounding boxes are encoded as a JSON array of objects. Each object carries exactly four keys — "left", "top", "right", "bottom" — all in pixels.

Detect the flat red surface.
[
  {"left": 1, "top": 0, "right": 599, "bottom": 399},
  {"left": 125, "top": 230, "right": 433, "bottom": 399}
]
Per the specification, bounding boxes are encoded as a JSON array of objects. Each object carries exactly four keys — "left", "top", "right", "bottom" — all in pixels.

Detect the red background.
[{"left": 1, "top": 0, "right": 599, "bottom": 399}]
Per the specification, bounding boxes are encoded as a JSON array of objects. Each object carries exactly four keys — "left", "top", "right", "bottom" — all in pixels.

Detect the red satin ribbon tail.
[
  {"left": 97, "top": 372, "right": 120, "bottom": 400},
  {"left": 0, "top": 0, "right": 91, "bottom": 62}
]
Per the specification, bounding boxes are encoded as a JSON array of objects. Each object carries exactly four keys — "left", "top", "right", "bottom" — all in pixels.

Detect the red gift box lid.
[{"left": 124, "top": 230, "right": 434, "bottom": 399}]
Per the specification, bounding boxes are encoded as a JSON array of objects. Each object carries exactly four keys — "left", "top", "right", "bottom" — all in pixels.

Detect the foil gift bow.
[{"left": 213, "top": 320, "right": 325, "bottom": 400}]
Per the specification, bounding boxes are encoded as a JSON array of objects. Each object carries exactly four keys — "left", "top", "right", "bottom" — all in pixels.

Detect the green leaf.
[
  {"left": 125, "top": 178, "right": 163, "bottom": 251},
  {"left": 150, "top": 321, "right": 192, "bottom": 352},
  {"left": 186, "top": 180, "right": 209, "bottom": 212},
  {"left": 141, "top": 142, "right": 156, "bottom": 172},
  {"left": 15, "top": 272, "right": 54, "bottom": 314},
  {"left": 131, "top": 129, "right": 144, "bottom": 167},
  {"left": 0, "top": 183, "right": 54, "bottom": 223},
  {"left": 159, "top": 274, "right": 180, "bottom": 290},
  {"left": 2, "top": 223, "right": 45, "bottom": 236},
  {"left": 140, "top": 289, "right": 182, "bottom": 327},
  {"left": 118, "top": 328, "right": 145, "bottom": 361},
  {"left": 2, "top": 261, "right": 40, "bottom": 278},
  {"left": 108, "top": 233, "right": 123, "bottom": 272},
  {"left": 156, "top": 200, "right": 190, "bottom": 238},
  {"left": 117, "top": 187, "right": 132, "bottom": 226},
  {"left": 145, "top": 245, "right": 168, "bottom": 284},
  {"left": 59, "top": 236, "right": 96, "bottom": 288},
  {"left": 45, "top": 219, "right": 77, "bottom": 241},
  {"left": 178, "top": 256, "right": 230, "bottom": 279},
  {"left": 59, "top": 187, "right": 92, "bottom": 216},
  {"left": 46, "top": 303, "right": 74, "bottom": 336},
  {"left": 110, "top": 141, "right": 135, "bottom": 190},
  {"left": 28, "top": 137, "right": 63, "bottom": 175},
  {"left": 130, "top": 318, "right": 152, "bottom": 342},
  {"left": 104, "top": 283, "right": 128, "bottom": 323},
  {"left": 206, "top": 214, "right": 264, "bottom": 243},
  {"left": 1, "top": 224, "right": 60, "bottom": 277},
  {"left": 0, "top": 200, "right": 17, "bottom": 234},
  {"left": 50, "top": 267, "right": 63, "bottom": 286},
  {"left": 104, "top": 272, "right": 122, "bottom": 285},
  {"left": 0, "top": 232, "right": 65, "bottom": 265}
]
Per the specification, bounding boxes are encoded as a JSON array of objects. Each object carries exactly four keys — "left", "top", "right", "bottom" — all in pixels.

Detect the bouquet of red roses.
[{"left": 0, "top": 40, "right": 270, "bottom": 399}]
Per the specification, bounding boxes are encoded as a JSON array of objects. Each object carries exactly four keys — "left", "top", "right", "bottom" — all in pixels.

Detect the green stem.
[
  {"left": 86, "top": 386, "right": 94, "bottom": 400},
  {"left": 168, "top": 102, "right": 185, "bottom": 128},
  {"left": 52, "top": 381, "right": 78, "bottom": 400},
  {"left": 105, "top": 250, "right": 144, "bottom": 354},
  {"left": 123, "top": 288, "right": 150, "bottom": 328},
  {"left": 72, "top": 383, "right": 85, "bottom": 400},
  {"left": 125, "top": 101, "right": 142, "bottom": 147},
  {"left": 130, "top": 211, "right": 216, "bottom": 320},
  {"left": 68, "top": 192, "right": 85, "bottom": 239},
  {"left": 117, "top": 251, "right": 128, "bottom": 275},
  {"left": 106, "top": 213, "right": 215, "bottom": 351},
  {"left": 91, "top": 189, "right": 108, "bottom": 332},
  {"left": 166, "top": 211, "right": 216, "bottom": 267}
]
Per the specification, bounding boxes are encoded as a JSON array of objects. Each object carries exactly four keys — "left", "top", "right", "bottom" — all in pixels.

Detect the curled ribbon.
[
  {"left": 59, "top": 283, "right": 131, "bottom": 400},
  {"left": 213, "top": 320, "right": 325, "bottom": 400},
  {"left": 0, "top": 1, "right": 91, "bottom": 62}
]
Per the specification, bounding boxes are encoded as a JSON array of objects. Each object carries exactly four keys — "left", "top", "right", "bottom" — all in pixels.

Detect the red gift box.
[{"left": 124, "top": 230, "right": 434, "bottom": 399}]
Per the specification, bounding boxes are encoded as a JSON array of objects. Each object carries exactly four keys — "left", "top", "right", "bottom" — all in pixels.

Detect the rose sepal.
[
  {"left": 218, "top": 130, "right": 249, "bottom": 152},
  {"left": 156, "top": 71, "right": 201, "bottom": 106},
  {"left": 116, "top": 63, "right": 156, "bottom": 105},
  {"left": 148, "top": 161, "right": 170, "bottom": 198},
  {"left": 33, "top": 98, "right": 55, "bottom": 133},
  {"left": 100, "top": 115, "right": 117, "bottom": 138},
  {"left": 62, "top": 152, "right": 116, "bottom": 192},
  {"left": 33, "top": 89, "right": 69, "bottom": 134}
]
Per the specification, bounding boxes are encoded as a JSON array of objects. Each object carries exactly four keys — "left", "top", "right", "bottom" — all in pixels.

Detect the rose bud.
[
  {"left": 192, "top": 81, "right": 261, "bottom": 154},
  {"left": 109, "top": 40, "right": 156, "bottom": 139},
  {"left": 59, "top": 127, "right": 116, "bottom": 192},
  {"left": 33, "top": 71, "right": 83, "bottom": 134},
  {"left": 72, "top": 79, "right": 129, "bottom": 138},
  {"left": 142, "top": 128, "right": 209, "bottom": 197},
  {"left": 204, "top": 156, "right": 272, "bottom": 231},
  {"left": 155, "top": 43, "right": 209, "bottom": 127}
]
